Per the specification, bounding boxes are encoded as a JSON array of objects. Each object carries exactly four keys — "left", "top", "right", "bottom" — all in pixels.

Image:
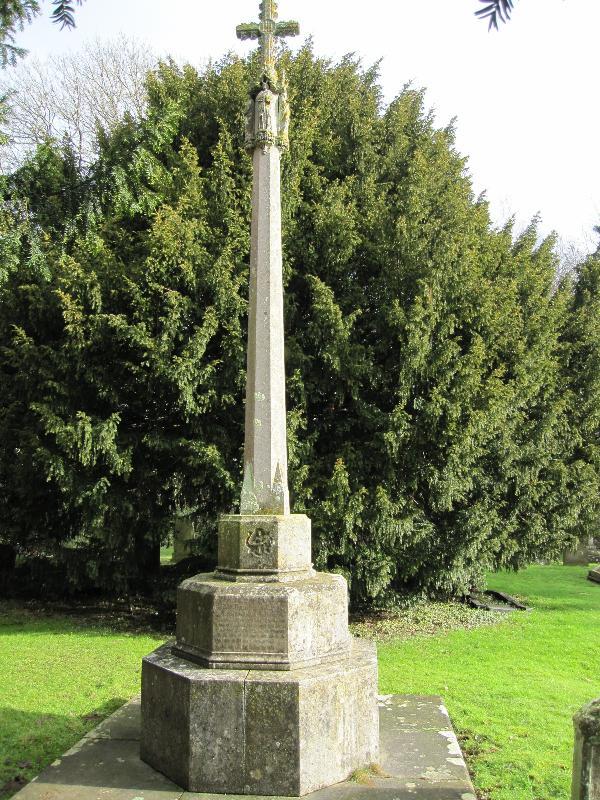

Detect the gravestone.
[
  {"left": 140, "top": 2, "right": 379, "bottom": 795},
  {"left": 572, "top": 698, "right": 600, "bottom": 799},
  {"left": 564, "top": 537, "right": 595, "bottom": 566},
  {"left": 589, "top": 566, "right": 600, "bottom": 584},
  {"left": 171, "top": 518, "right": 197, "bottom": 563}
]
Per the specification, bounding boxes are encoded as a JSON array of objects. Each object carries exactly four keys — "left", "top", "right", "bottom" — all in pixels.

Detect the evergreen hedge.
[{"left": 0, "top": 50, "right": 598, "bottom": 605}]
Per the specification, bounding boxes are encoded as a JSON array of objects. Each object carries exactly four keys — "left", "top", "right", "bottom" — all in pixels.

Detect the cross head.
[{"left": 237, "top": 0, "right": 299, "bottom": 84}]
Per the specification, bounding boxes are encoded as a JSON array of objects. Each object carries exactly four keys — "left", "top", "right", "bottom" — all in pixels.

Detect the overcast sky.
[{"left": 15, "top": 0, "right": 600, "bottom": 253}]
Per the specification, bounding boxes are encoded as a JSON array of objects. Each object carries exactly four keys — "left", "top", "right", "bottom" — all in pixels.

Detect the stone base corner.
[{"left": 141, "top": 639, "right": 379, "bottom": 796}]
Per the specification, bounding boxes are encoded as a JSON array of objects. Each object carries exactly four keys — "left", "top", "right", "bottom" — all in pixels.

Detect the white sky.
[{"left": 16, "top": 0, "right": 600, "bottom": 253}]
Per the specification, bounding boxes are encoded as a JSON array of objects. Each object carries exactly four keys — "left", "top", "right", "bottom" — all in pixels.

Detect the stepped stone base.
[
  {"left": 140, "top": 639, "right": 379, "bottom": 797},
  {"left": 175, "top": 571, "right": 351, "bottom": 670}
]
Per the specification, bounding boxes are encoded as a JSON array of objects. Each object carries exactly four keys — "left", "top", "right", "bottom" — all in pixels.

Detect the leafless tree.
[
  {"left": 555, "top": 231, "right": 600, "bottom": 282},
  {"left": 0, "top": 35, "right": 156, "bottom": 172}
]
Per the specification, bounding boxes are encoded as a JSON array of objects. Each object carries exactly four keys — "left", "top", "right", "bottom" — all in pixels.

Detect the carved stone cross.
[
  {"left": 237, "top": 0, "right": 299, "bottom": 85},
  {"left": 140, "top": 8, "right": 379, "bottom": 795},
  {"left": 235, "top": 1, "right": 299, "bottom": 516}
]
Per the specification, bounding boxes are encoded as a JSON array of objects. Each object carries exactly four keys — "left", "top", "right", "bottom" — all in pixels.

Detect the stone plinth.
[
  {"left": 141, "top": 511, "right": 379, "bottom": 793},
  {"left": 217, "top": 515, "right": 313, "bottom": 581},
  {"left": 141, "top": 640, "right": 379, "bottom": 797},
  {"left": 174, "top": 572, "right": 352, "bottom": 670},
  {"left": 572, "top": 698, "right": 600, "bottom": 799}
]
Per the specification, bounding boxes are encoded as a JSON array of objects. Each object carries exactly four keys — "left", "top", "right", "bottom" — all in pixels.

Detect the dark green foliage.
[
  {"left": 560, "top": 251, "right": 600, "bottom": 539},
  {"left": 0, "top": 49, "right": 596, "bottom": 603},
  {"left": 0, "top": 76, "right": 249, "bottom": 590},
  {"left": 0, "top": 0, "right": 39, "bottom": 65}
]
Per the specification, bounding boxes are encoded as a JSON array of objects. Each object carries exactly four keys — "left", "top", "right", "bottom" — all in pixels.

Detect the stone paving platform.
[{"left": 12, "top": 694, "right": 477, "bottom": 800}]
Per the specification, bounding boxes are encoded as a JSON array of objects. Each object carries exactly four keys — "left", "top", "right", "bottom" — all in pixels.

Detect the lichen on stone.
[{"left": 574, "top": 697, "right": 600, "bottom": 738}]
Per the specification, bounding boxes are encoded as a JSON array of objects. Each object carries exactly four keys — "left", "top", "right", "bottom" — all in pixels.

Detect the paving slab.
[
  {"left": 12, "top": 739, "right": 182, "bottom": 800},
  {"left": 12, "top": 694, "right": 476, "bottom": 800},
  {"left": 83, "top": 695, "right": 141, "bottom": 741}
]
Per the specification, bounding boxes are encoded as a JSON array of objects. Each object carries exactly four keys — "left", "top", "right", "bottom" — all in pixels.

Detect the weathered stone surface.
[
  {"left": 13, "top": 739, "right": 182, "bottom": 800},
  {"left": 377, "top": 694, "right": 453, "bottom": 732},
  {"left": 139, "top": 6, "right": 381, "bottom": 798},
  {"left": 141, "top": 640, "right": 379, "bottom": 797},
  {"left": 572, "top": 698, "right": 600, "bottom": 799},
  {"left": 589, "top": 567, "right": 600, "bottom": 584},
  {"left": 175, "top": 572, "right": 351, "bottom": 670},
  {"left": 83, "top": 695, "right": 141, "bottom": 741},
  {"left": 142, "top": 648, "right": 247, "bottom": 794},
  {"left": 12, "top": 693, "right": 477, "bottom": 800},
  {"left": 377, "top": 695, "right": 473, "bottom": 790},
  {"left": 173, "top": 518, "right": 199, "bottom": 563},
  {"left": 216, "top": 515, "right": 312, "bottom": 580},
  {"left": 237, "top": 2, "right": 299, "bottom": 109},
  {"left": 240, "top": 139, "right": 289, "bottom": 517}
]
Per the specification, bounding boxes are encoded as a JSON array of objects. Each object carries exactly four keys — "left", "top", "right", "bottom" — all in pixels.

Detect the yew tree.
[{"left": 0, "top": 49, "right": 594, "bottom": 602}]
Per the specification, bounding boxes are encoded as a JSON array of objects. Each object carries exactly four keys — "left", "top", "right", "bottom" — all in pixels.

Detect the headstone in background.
[
  {"left": 171, "top": 518, "right": 197, "bottom": 563},
  {"left": 572, "top": 698, "right": 600, "bottom": 800},
  {"left": 588, "top": 566, "right": 600, "bottom": 584},
  {"left": 564, "top": 536, "right": 595, "bottom": 566}
]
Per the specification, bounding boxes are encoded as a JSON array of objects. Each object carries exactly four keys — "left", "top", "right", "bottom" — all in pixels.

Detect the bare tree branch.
[{"left": 0, "top": 35, "right": 156, "bottom": 171}]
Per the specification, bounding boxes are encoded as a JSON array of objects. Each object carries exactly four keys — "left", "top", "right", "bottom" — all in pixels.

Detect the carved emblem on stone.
[{"left": 246, "top": 527, "right": 274, "bottom": 557}]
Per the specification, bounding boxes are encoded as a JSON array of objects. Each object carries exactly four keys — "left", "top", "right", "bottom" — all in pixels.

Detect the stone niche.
[{"left": 141, "top": 513, "right": 379, "bottom": 796}]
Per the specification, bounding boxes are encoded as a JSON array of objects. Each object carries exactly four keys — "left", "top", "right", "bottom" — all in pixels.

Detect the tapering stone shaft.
[{"left": 241, "top": 138, "right": 289, "bottom": 515}]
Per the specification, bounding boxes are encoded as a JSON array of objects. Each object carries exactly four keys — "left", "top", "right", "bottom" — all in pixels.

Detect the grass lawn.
[
  {"left": 0, "top": 606, "right": 162, "bottom": 799},
  {"left": 0, "top": 564, "right": 597, "bottom": 799},
  {"left": 379, "top": 564, "right": 600, "bottom": 800}
]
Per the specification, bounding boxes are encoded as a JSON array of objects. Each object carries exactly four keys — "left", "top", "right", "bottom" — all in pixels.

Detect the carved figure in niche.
[{"left": 255, "top": 81, "right": 275, "bottom": 136}]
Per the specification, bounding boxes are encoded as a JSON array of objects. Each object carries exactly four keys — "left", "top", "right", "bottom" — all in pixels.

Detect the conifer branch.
[
  {"left": 475, "top": 0, "right": 516, "bottom": 31},
  {"left": 0, "top": 0, "right": 85, "bottom": 67},
  {"left": 50, "top": 0, "right": 84, "bottom": 30}
]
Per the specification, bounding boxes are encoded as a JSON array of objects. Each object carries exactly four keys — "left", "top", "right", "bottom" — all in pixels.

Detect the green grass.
[
  {"left": 0, "top": 606, "right": 162, "bottom": 799},
  {"left": 0, "top": 565, "right": 597, "bottom": 800},
  {"left": 378, "top": 564, "right": 600, "bottom": 800}
]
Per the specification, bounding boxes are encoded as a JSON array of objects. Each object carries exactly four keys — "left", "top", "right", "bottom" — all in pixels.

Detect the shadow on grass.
[
  {"left": 0, "top": 604, "right": 171, "bottom": 639},
  {"left": 0, "top": 698, "right": 128, "bottom": 800}
]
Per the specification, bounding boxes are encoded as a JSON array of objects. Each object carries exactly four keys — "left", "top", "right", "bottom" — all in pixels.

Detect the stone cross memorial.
[{"left": 140, "top": 2, "right": 380, "bottom": 796}]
